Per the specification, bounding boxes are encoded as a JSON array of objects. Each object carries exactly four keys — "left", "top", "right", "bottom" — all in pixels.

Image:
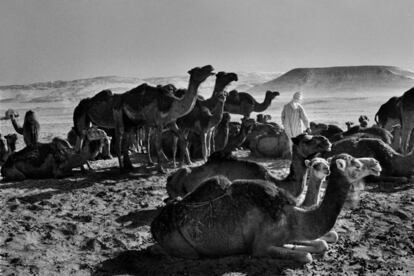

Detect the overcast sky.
[{"left": 1, "top": 0, "right": 413, "bottom": 85}]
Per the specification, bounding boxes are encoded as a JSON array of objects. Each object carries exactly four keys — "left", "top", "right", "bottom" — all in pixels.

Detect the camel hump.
[
  {"left": 127, "top": 83, "right": 180, "bottom": 112},
  {"left": 230, "top": 180, "right": 296, "bottom": 219},
  {"left": 91, "top": 89, "right": 113, "bottom": 102},
  {"left": 226, "top": 90, "right": 241, "bottom": 104}
]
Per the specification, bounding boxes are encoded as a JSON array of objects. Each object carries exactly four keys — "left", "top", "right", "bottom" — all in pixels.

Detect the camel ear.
[
  {"left": 335, "top": 159, "right": 347, "bottom": 172},
  {"left": 305, "top": 160, "right": 311, "bottom": 167}
]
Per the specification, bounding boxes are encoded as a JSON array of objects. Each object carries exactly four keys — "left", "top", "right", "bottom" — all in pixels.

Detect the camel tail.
[{"left": 73, "top": 98, "right": 91, "bottom": 137}]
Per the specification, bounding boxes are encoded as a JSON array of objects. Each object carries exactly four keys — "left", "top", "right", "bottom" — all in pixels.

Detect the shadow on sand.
[{"left": 92, "top": 247, "right": 303, "bottom": 276}]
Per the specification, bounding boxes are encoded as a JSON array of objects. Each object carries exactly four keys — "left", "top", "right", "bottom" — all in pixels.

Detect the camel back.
[{"left": 122, "top": 83, "right": 179, "bottom": 112}]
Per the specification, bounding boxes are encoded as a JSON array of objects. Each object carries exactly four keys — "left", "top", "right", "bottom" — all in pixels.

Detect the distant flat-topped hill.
[
  {"left": 0, "top": 72, "right": 280, "bottom": 103},
  {"left": 249, "top": 65, "right": 414, "bottom": 93}
]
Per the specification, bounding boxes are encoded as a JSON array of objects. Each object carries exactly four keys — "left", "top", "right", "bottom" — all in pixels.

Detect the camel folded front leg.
[
  {"left": 319, "top": 230, "right": 339, "bottom": 243},
  {"left": 258, "top": 245, "right": 313, "bottom": 263},
  {"left": 286, "top": 239, "right": 329, "bottom": 254}
]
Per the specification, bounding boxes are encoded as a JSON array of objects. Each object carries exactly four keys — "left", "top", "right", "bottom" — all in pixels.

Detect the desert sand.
[{"left": 1, "top": 150, "right": 413, "bottom": 276}]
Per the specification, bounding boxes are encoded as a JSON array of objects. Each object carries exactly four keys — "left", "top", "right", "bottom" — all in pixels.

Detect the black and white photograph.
[{"left": 0, "top": 0, "right": 413, "bottom": 275}]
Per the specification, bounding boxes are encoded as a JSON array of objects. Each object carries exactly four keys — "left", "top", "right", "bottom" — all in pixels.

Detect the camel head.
[
  {"left": 188, "top": 65, "right": 215, "bottom": 83},
  {"left": 358, "top": 115, "right": 369, "bottom": 127},
  {"left": 305, "top": 157, "right": 330, "bottom": 180},
  {"left": 292, "top": 134, "right": 332, "bottom": 159},
  {"left": 328, "top": 154, "right": 381, "bottom": 183},
  {"left": 345, "top": 121, "right": 354, "bottom": 129},
  {"left": 215, "top": 71, "right": 238, "bottom": 87},
  {"left": 4, "top": 134, "right": 17, "bottom": 152},
  {"left": 309, "top": 122, "right": 328, "bottom": 134},
  {"left": 265, "top": 91, "right": 280, "bottom": 100}
]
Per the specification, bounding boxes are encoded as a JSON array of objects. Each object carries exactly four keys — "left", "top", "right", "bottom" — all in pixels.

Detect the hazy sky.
[{"left": 1, "top": 0, "right": 413, "bottom": 85}]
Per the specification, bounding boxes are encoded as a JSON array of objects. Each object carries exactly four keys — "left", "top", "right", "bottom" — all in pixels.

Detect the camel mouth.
[{"left": 369, "top": 166, "right": 382, "bottom": 176}]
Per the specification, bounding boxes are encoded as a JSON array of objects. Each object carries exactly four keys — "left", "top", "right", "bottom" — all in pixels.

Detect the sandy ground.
[{"left": 1, "top": 151, "right": 413, "bottom": 276}]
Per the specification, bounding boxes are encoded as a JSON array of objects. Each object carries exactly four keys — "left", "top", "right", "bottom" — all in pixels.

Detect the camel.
[
  {"left": 151, "top": 154, "right": 381, "bottom": 263},
  {"left": 9, "top": 110, "right": 40, "bottom": 147},
  {"left": 224, "top": 90, "right": 280, "bottom": 118},
  {"left": 309, "top": 122, "right": 343, "bottom": 141},
  {"left": 302, "top": 157, "right": 330, "bottom": 208},
  {"left": 248, "top": 127, "right": 291, "bottom": 159},
  {"left": 1, "top": 137, "right": 95, "bottom": 181},
  {"left": 323, "top": 137, "right": 414, "bottom": 182},
  {"left": 345, "top": 121, "right": 354, "bottom": 131},
  {"left": 358, "top": 115, "right": 369, "bottom": 127},
  {"left": 375, "top": 96, "right": 400, "bottom": 131},
  {"left": 213, "top": 112, "right": 231, "bottom": 152},
  {"left": 166, "top": 134, "right": 331, "bottom": 199},
  {"left": 375, "top": 88, "right": 414, "bottom": 154},
  {"left": 0, "top": 134, "right": 18, "bottom": 165},
  {"left": 333, "top": 124, "right": 393, "bottom": 145},
  {"left": 73, "top": 65, "right": 215, "bottom": 172},
  {"left": 220, "top": 118, "right": 255, "bottom": 155},
  {"left": 67, "top": 126, "right": 112, "bottom": 161},
  {"left": 172, "top": 72, "right": 237, "bottom": 165},
  {"left": 398, "top": 87, "right": 414, "bottom": 154}
]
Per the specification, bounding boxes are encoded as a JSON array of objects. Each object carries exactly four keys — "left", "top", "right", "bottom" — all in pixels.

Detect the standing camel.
[
  {"left": 224, "top": 90, "right": 280, "bottom": 118},
  {"left": 73, "top": 65, "right": 215, "bottom": 172}
]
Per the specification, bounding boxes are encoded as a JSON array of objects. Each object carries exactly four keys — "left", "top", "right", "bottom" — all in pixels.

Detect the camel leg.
[
  {"left": 259, "top": 245, "right": 313, "bottom": 263},
  {"left": 286, "top": 239, "right": 329, "bottom": 254},
  {"left": 2, "top": 166, "right": 26, "bottom": 181},
  {"left": 400, "top": 121, "right": 413, "bottom": 154},
  {"left": 201, "top": 133, "right": 208, "bottom": 162},
  {"left": 179, "top": 131, "right": 192, "bottom": 166},
  {"left": 172, "top": 135, "right": 178, "bottom": 168},
  {"left": 147, "top": 128, "right": 154, "bottom": 165},
  {"left": 122, "top": 131, "right": 133, "bottom": 170},
  {"left": 319, "top": 231, "right": 339, "bottom": 243},
  {"left": 155, "top": 127, "right": 166, "bottom": 173},
  {"left": 113, "top": 110, "right": 125, "bottom": 170}
]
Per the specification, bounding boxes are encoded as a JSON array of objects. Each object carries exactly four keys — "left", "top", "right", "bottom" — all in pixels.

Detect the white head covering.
[{"left": 293, "top": 91, "right": 302, "bottom": 101}]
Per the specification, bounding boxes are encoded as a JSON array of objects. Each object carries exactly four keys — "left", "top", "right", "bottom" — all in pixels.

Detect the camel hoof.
[
  {"left": 313, "top": 240, "right": 329, "bottom": 253},
  {"left": 157, "top": 165, "right": 167, "bottom": 174},
  {"left": 320, "top": 231, "right": 339, "bottom": 243},
  {"left": 300, "top": 253, "right": 313, "bottom": 264}
]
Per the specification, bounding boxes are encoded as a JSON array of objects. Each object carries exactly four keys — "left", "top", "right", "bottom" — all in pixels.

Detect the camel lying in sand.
[
  {"left": 166, "top": 134, "right": 331, "bottom": 199},
  {"left": 1, "top": 137, "right": 94, "bottom": 181},
  {"left": 324, "top": 137, "right": 414, "bottom": 183},
  {"left": 151, "top": 154, "right": 381, "bottom": 263}
]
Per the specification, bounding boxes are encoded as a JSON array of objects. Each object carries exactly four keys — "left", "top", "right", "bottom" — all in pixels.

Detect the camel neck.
[
  {"left": 212, "top": 81, "right": 227, "bottom": 98},
  {"left": 254, "top": 94, "right": 273, "bottom": 113},
  {"left": 209, "top": 100, "right": 226, "bottom": 127},
  {"left": 169, "top": 78, "right": 201, "bottom": 120},
  {"left": 292, "top": 168, "right": 350, "bottom": 240},
  {"left": 301, "top": 171, "right": 323, "bottom": 207}
]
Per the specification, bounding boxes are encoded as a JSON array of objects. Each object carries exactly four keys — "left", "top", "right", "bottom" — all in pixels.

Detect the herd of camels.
[{"left": 0, "top": 64, "right": 414, "bottom": 263}]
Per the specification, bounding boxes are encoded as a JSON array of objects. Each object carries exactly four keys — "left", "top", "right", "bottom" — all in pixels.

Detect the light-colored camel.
[
  {"left": 302, "top": 157, "right": 330, "bottom": 208},
  {"left": 166, "top": 134, "right": 331, "bottom": 199},
  {"left": 73, "top": 65, "right": 214, "bottom": 172},
  {"left": 224, "top": 90, "right": 280, "bottom": 118},
  {"left": 151, "top": 154, "right": 381, "bottom": 263},
  {"left": 1, "top": 137, "right": 95, "bottom": 181}
]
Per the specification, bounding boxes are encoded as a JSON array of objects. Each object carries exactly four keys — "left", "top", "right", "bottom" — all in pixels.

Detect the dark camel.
[
  {"left": 213, "top": 112, "right": 231, "bottom": 152},
  {"left": 166, "top": 134, "right": 331, "bottom": 199},
  {"left": 224, "top": 90, "right": 280, "bottom": 118},
  {"left": 375, "top": 87, "right": 414, "bottom": 154},
  {"left": 172, "top": 72, "right": 237, "bottom": 165},
  {"left": 324, "top": 137, "right": 414, "bottom": 182},
  {"left": 73, "top": 65, "right": 214, "bottom": 172},
  {"left": 152, "top": 154, "right": 381, "bottom": 263},
  {"left": 1, "top": 137, "right": 95, "bottom": 181}
]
